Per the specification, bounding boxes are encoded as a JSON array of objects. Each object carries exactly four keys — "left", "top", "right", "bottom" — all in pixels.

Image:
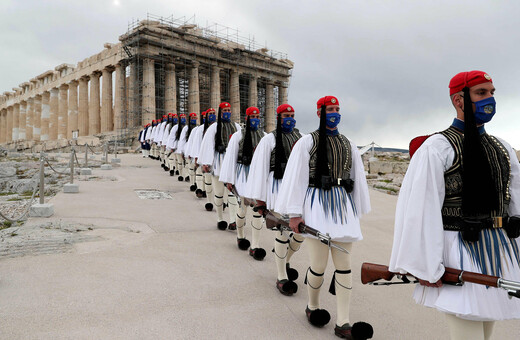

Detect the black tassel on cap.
[
  {"left": 241, "top": 115, "right": 253, "bottom": 165},
  {"left": 461, "top": 86, "right": 498, "bottom": 219},
  {"left": 214, "top": 107, "right": 223, "bottom": 152},
  {"left": 315, "top": 104, "right": 330, "bottom": 189},
  {"left": 273, "top": 113, "right": 285, "bottom": 179}
]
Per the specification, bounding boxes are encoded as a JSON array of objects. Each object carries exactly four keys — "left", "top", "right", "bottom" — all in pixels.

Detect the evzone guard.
[
  {"left": 199, "top": 102, "right": 241, "bottom": 230},
  {"left": 276, "top": 96, "right": 373, "bottom": 339},
  {"left": 160, "top": 113, "right": 174, "bottom": 171},
  {"left": 187, "top": 110, "right": 211, "bottom": 201},
  {"left": 165, "top": 113, "right": 179, "bottom": 176},
  {"left": 197, "top": 108, "right": 218, "bottom": 211},
  {"left": 389, "top": 71, "right": 520, "bottom": 340},
  {"left": 245, "top": 103, "right": 304, "bottom": 293},
  {"left": 138, "top": 123, "right": 151, "bottom": 158},
  {"left": 220, "top": 106, "right": 267, "bottom": 259},
  {"left": 177, "top": 112, "right": 198, "bottom": 190}
]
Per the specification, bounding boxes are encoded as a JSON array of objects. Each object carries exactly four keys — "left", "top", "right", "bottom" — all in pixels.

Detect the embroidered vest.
[
  {"left": 440, "top": 126, "right": 511, "bottom": 230},
  {"left": 269, "top": 129, "right": 302, "bottom": 173},
  {"left": 308, "top": 130, "right": 352, "bottom": 183},
  {"left": 220, "top": 121, "right": 237, "bottom": 150},
  {"left": 237, "top": 130, "right": 264, "bottom": 165}
]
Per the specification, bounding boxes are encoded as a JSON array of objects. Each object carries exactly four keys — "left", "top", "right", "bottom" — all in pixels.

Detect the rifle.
[
  {"left": 265, "top": 211, "right": 349, "bottom": 254},
  {"left": 228, "top": 184, "right": 255, "bottom": 207},
  {"left": 361, "top": 262, "right": 520, "bottom": 299}
]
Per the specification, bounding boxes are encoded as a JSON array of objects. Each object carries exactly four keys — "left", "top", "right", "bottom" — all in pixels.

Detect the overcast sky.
[{"left": 1, "top": 0, "right": 520, "bottom": 149}]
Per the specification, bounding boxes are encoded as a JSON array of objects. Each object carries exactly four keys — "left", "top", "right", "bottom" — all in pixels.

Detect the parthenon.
[{"left": 0, "top": 15, "right": 293, "bottom": 147}]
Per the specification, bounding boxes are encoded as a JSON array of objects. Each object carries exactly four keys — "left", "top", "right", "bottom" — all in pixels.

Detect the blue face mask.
[
  {"left": 190, "top": 119, "right": 197, "bottom": 125},
  {"left": 249, "top": 118, "right": 260, "bottom": 131},
  {"left": 222, "top": 111, "right": 231, "bottom": 122},
  {"left": 474, "top": 97, "right": 496, "bottom": 125},
  {"left": 180, "top": 117, "right": 186, "bottom": 124},
  {"left": 326, "top": 112, "right": 341, "bottom": 129},
  {"left": 173, "top": 118, "right": 178, "bottom": 124},
  {"left": 281, "top": 117, "right": 296, "bottom": 132},
  {"left": 208, "top": 114, "right": 216, "bottom": 123},
  {"left": 202, "top": 118, "right": 206, "bottom": 124}
]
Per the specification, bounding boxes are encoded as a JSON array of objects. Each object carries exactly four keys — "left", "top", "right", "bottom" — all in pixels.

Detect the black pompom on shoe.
[
  {"left": 195, "top": 189, "right": 203, "bottom": 198},
  {"left": 286, "top": 263, "right": 299, "bottom": 281},
  {"left": 305, "top": 306, "right": 330, "bottom": 328},
  {"left": 205, "top": 203, "right": 213, "bottom": 211},
  {"left": 184, "top": 176, "right": 190, "bottom": 182},
  {"left": 334, "top": 321, "right": 373, "bottom": 340},
  {"left": 217, "top": 221, "right": 228, "bottom": 230},
  {"left": 202, "top": 191, "right": 207, "bottom": 198},
  {"left": 178, "top": 176, "right": 184, "bottom": 182},
  {"left": 190, "top": 184, "right": 197, "bottom": 191},
  {"left": 227, "top": 222, "right": 236, "bottom": 230},
  {"left": 249, "top": 248, "right": 266, "bottom": 260},
  {"left": 237, "top": 238, "right": 250, "bottom": 250},
  {"left": 175, "top": 170, "right": 179, "bottom": 175},
  {"left": 276, "top": 279, "right": 298, "bottom": 296},
  {"left": 169, "top": 170, "right": 175, "bottom": 176}
]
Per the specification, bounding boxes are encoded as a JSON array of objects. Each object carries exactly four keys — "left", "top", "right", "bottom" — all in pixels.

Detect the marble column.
[
  {"left": 89, "top": 71, "right": 101, "bottom": 135},
  {"left": 33, "top": 95, "right": 41, "bottom": 141},
  {"left": 114, "top": 63, "right": 124, "bottom": 130},
  {"left": 12, "top": 103, "right": 19, "bottom": 141},
  {"left": 68, "top": 80, "right": 79, "bottom": 138},
  {"left": 230, "top": 69, "right": 240, "bottom": 122},
  {"left": 165, "top": 63, "right": 177, "bottom": 113},
  {"left": 142, "top": 58, "right": 155, "bottom": 125},
  {"left": 58, "top": 84, "right": 68, "bottom": 139},
  {"left": 129, "top": 62, "right": 138, "bottom": 127},
  {"left": 49, "top": 88, "right": 59, "bottom": 140},
  {"left": 278, "top": 84, "right": 288, "bottom": 105},
  {"left": 210, "top": 66, "right": 221, "bottom": 109},
  {"left": 6, "top": 106, "right": 13, "bottom": 142},
  {"left": 101, "top": 66, "right": 114, "bottom": 133},
  {"left": 188, "top": 62, "right": 200, "bottom": 114},
  {"left": 78, "top": 76, "right": 89, "bottom": 136},
  {"left": 41, "top": 91, "right": 50, "bottom": 141},
  {"left": 265, "top": 81, "right": 275, "bottom": 132},
  {"left": 19, "top": 101, "right": 26, "bottom": 140},
  {"left": 249, "top": 74, "right": 258, "bottom": 107},
  {"left": 26, "top": 98, "right": 34, "bottom": 141},
  {"left": 0, "top": 109, "right": 6, "bottom": 143}
]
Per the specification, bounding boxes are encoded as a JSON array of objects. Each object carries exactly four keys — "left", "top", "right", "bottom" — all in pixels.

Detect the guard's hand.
[
  {"left": 418, "top": 279, "right": 442, "bottom": 287},
  {"left": 202, "top": 165, "right": 210, "bottom": 173},
  {"left": 289, "top": 217, "right": 304, "bottom": 234},
  {"left": 255, "top": 200, "right": 267, "bottom": 216},
  {"left": 226, "top": 183, "right": 233, "bottom": 192}
]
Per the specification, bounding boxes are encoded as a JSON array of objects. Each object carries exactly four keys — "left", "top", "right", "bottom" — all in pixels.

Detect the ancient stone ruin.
[{"left": 0, "top": 15, "right": 293, "bottom": 149}]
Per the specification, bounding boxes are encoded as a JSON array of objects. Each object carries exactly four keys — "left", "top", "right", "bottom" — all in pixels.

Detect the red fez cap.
[
  {"left": 179, "top": 113, "right": 186, "bottom": 117},
  {"left": 246, "top": 106, "right": 260, "bottom": 116},
  {"left": 219, "top": 102, "right": 231, "bottom": 109},
  {"left": 162, "top": 115, "right": 167, "bottom": 118},
  {"left": 207, "top": 108, "right": 216, "bottom": 114},
  {"left": 276, "top": 104, "right": 294, "bottom": 114},
  {"left": 449, "top": 71, "right": 492, "bottom": 95},
  {"left": 189, "top": 112, "right": 197, "bottom": 118},
  {"left": 201, "top": 110, "right": 207, "bottom": 116},
  {"left": 171, "top": 113, "right": 178, "bottom": 117},
  {"left": 167, "top": 113, "right": 173, "bottom": 116},
  {"left": 316, "top": 96, "right": 339, "bottom": 110}
]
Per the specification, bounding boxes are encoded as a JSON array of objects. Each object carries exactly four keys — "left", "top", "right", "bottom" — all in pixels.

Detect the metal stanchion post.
[
  {"left": 70, "top": 147, "right": 74, "bottom": 185},
  {"left": 39, "top": 151, "right": 45, "bottom": 205},
  {"left": 85, "top": 144, "right": 88, "bottom": 167}
]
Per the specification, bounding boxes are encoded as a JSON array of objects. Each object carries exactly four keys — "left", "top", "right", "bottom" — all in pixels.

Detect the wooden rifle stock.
[
  {"left": 361, "top": 262, "right": 520, "bottom": 298},
  {"left": 265, "top": 211, "right": 349, "bottom": 253}
]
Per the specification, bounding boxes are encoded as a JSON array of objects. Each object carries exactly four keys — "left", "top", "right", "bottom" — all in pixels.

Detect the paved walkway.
[{"left": 1, "top": 154, "right": 519, "bottom": 339}]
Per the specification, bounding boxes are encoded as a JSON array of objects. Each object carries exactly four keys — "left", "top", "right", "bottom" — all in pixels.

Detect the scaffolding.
[{"left": 117, "top": 13, "right": 293, "bottom": 144}]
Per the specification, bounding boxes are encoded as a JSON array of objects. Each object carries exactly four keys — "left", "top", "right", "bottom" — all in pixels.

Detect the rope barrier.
[{"left": 0, "top": 172, "right": 40, "bottom": 222}]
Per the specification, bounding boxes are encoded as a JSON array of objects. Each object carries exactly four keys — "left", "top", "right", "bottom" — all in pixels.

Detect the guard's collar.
[
  {"left": 452, "top": 118, "right": 486, "bottom": 135},
  {"left": 326, "top": 128, "right": 339, "bottom": 136}
]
